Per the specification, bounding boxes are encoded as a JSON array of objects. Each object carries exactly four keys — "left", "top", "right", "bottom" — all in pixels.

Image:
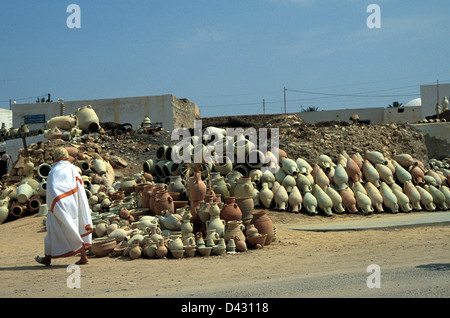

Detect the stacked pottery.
[{"left": 234, "top": 177, "right": 256, "bottom": 224}]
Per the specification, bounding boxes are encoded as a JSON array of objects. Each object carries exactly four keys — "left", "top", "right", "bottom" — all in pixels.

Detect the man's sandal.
[{"left": 35, "top": 256, "right": 51, "bottom": 266}]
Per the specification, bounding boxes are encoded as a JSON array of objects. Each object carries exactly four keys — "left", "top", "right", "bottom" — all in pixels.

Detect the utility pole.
[
  {"left": 284, "top": 87, "right": 286, "bottom": 114},
  {"left": 263, "top": 99, "right": 265, "bottom": 114}
]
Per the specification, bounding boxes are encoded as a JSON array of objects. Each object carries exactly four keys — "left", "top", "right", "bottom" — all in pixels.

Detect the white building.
[{"left": 420, "top": 82, "right": 450, "bottom": 118}]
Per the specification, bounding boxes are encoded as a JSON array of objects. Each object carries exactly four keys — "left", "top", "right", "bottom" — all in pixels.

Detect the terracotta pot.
[
  {"left": 345, "top": 157, "right": 362, "bottom": 183},
  {"left": 224, "top": 220, "right": 245, "bottom": 243},
  {"left": 220, "top": 197, "right": 242, "bottom": 222},
  {"left": 154, "top": 190, "right": 174, "bottom": 215},
  {"left": 303, "top": 192, "right": 318, "bottom": 215},
  {"left": 28, "top": 195, "right": 44, "bottom": 213},
  {"left": 10, "top": 201, "right": 27, "bottom": 218},
  {"left": 250, "top": 210, "right": 274, "bottom": 245},
  {"left": 340, "top": 188, "right": 358, "bottom": 213},
  {"left": 189, "top": 171, "right": 206, "bottom": 204},
  {"left": 410, "top": 166, "right": 425, "bottom": 186},
  {"left": 91, "top": 237, "right": 117, "bottom": 257}
]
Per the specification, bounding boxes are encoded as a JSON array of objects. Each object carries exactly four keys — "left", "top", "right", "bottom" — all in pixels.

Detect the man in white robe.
[{"left": 35, "top": 147, "right": 93, "bottom": 265}]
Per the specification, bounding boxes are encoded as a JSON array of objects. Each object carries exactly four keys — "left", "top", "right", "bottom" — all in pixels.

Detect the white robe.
[{"left": 44, "top": 160, "right": 93, "bottom": 259}]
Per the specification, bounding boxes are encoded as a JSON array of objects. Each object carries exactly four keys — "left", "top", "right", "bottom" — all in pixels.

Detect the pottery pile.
[
  {"left": 90, "top": 171, "right": 276, "bottom": 260},
  {"left": 0, "top": 136, "right": 134, "bottom": 225}
]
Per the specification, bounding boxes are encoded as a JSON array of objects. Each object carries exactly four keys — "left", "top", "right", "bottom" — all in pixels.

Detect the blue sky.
[{"left": 1, "top": 0, "right": 449, "bottom": 117}]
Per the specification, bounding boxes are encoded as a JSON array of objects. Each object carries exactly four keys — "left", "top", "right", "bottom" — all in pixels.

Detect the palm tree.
[{"left": 388, "top": 101, "right": 403, "bottom": 108}]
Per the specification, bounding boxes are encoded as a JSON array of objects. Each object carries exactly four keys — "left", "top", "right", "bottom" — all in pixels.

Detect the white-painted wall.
[
  {"left": 420, "top": 83, "right": 450, "bottom": 118},
  {"left": 296, "top": 106, "right": 421, "bottom": 125},
  {"left": 12, "top": 94, "right": 194, "bottom": 132}
]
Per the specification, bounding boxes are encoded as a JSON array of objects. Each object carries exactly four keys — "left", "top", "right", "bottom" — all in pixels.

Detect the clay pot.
[
  {"left": 47, "top": 114, "right": 77, "bottom": 130},
  {"left": 0, "top": 199, "right": 10, "bottom": 224},
  {"left": 340, "top": 188, "right": 358, "bottom": 213},
  {"left": 28, "top": 195, "right": 44, "bottom": 213},
  {"left": 17, "top": 182, "right": 33, "bottom": 204},
  {"left": 416, "top": 186, "right": 436, "bottom": 211},
  {"left": 392, "top": 189, "right": 413, "bottom": 213},
  {"left": 380, "top": 182, "right": 399, "bottom": 213},
  {"left": 141, "top": 184, "right": 154, "bottom": 209},
  {"left": 296, "top": 173, "right": 312, "bottom": 194},
  {"left": 250, "top": 210, "right": 274, "bottom": 245},
  {"left": 37, "top": 163, "right": 52, "bottom": 180},
  {"left": 403, "top": 181, "right": 422, "bottom": 211},
  {"left": 364, "top": 182, "right": 384, "bottom": 212},
  {"left": 375, "top": 163, "right": 395, "bottom": 185},
  {"left": 362, "top": 160, "right": 380, "bottom": 188},
  {"left": 168, "top": 175, "right": 186, "bottom": 194},
  {"left": 313, "top": 184, "right": 333, "bottom": 216},
  {"left": 235, "top": 197, "right": 254, "bottom": 223},
  {"left": 211, "top": 177, "right": 230, "bottom": 201},
  {"left": 246, "top": 233, "right": 267, "bottom": 249},
  {"left": 274, "top": 185, "right": 289, "bottom": 211},
  {"left": 92, "top": 158, "right": 107, "bottom": 175},
  {"left": 154, "top": 190, "right": 174, "bottom": 215},
  {"left": 288, "top": 186, "right": 302, "bottom": 213},
  {"left": 10, "top": 201, "right": 27, "bottom": 218},
  {"left": 355, "top": 191, "right": 374, "bottom": 215},
  {"left": 393, "top": 154, "right": 416, "bottom": 169},
  {"left": 224, "top": 220, "right": 245, "bottom": 243},
  {"left": 129, "top": 240, "right": 142, "bottom": 260},
  {"left": 345, "top": 157, "right": 362, "bottom": 183},
  {"left": 75, "top": 105, "right": 100, "bottom": 133},
  {"left": 424, "top": 185, "right": 448, "bottom": 210},
  {"left": 392, "top": 161, "right": 412, "bottom": 185},
  {"left": 220, "top": 197, "right": 242, "bottom": 222},
  {"left": 233, "top": 235, "right": 248, "bottom": 252},
  {"left": 120, "top": 177, "right": 137, "bottom": 195},
  {"left": 281, "top": 158, "right": 299, "bottom": 176},
  {"left": 189, "top": 171, "right": 206, "bottom": 205},
  {"left": 410, "top": 166, "right": 425, "bottom": 186},
  {"left": 365, "top": 151, "right": 387, "bottom": 165},
  {"left": 259, "top": 182, "right": 274, "bottom": 209},
  {"left": 206, "top": 213, "right": 226, "bottom": 238},
  {"left": 91, "top": 237, "right": 117, "bottom": 257}
]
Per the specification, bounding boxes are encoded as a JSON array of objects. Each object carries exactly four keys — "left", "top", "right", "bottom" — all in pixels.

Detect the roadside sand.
[{"left": 0, "top": 210, "right": 448, "bottom": 298}]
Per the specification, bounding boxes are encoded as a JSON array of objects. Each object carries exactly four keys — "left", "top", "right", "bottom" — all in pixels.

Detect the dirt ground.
[{"left": 0, "top": 209, "right": 449, "bottom": 298}]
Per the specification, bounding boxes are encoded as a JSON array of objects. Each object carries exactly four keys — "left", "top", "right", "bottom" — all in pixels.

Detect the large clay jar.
[
  {"left": 340, "top": 188, "right": 358, "bottom": 213},
  {"left": 362, "top": 160, "right": 380, "bottom": 188},
  {"left": 274, "top": 185, "right": 289, "bottom": 211},
  {"left": 345, "top": 157, "right": 362, "bottom": 183},
  {"left": 234, "top": 177, "right": 255, "bottom": 199},
  {"left": 380, "top": 182, "right": 399, "bottom": 213},
  {"left": 224, "top": 220, "right": 246, "bottom": 243},
  {"left": 364, "top": 182, "right": 384, "bottom": 212},
  {"left": 288, "top": 186, "right": 302, "bottom": 213},
  {"left": 259, "top": 182, "right": 274, "bottom": 209},
  {"left": 149, "top": 185, "right": 165, "bottom": 213},
  {"left": 403, "top": 181, "right": 422, "bottom": 211},
  {"left": 250, "top": 210, "right": 274, "bottom": 245},
  {"left": 375, "top": 163, "right": 395, "bottom": 185},
  {"left": 410, "top": 166, "right": 425, "bottom": 186},
  {"left": 326, "top": 186, "right": 346, "bottom": 213},
  {"left": 120, "top": 177, "right": 137, "bottom": 195},
  {"left": 235, "top": 197, "right": 254, "bottom": 224},
  {"left": 198, "top": 194, "right": 214, "bottom": 223},
  {"left": 416, "top": 186, "right": 436, "bottom": 211},
  {"left": 189, "top": 171, "right": 206, "bottom": 206},
  {"left": 220, "top": 197, "right": 242, "bottom": 222},
  {"left": 75, "top": 105, "right": 100, "bottom": 133}
]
